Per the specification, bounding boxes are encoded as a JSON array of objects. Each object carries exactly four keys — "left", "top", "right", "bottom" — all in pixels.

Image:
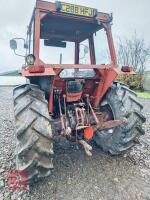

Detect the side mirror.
[
  {"left": 10, "top": 39, "right": 17, "bottom": 50},
  {"left": 9, "top": 38, "right": 27, "bottom": 58}
]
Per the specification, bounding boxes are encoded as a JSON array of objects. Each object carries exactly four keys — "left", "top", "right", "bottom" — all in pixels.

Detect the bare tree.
[{"left": 117, "top": 32, "right": 150, "bottom": 89}]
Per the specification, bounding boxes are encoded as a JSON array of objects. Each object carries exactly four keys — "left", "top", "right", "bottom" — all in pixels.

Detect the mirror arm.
[{"left": 14, "top": 49, "right": 25, "bottom": 58}]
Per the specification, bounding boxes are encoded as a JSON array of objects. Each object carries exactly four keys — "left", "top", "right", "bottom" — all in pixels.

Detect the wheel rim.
[{"left": 99, "top": 103, "right": 115, "bottom": 135}]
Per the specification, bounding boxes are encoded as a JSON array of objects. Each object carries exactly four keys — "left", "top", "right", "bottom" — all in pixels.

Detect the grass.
[{"left": 136, "top": 91, "right": 150, "bottom": 98}]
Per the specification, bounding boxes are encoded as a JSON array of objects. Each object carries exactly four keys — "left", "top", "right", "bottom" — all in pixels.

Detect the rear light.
[
  {"left": 84, "top": 127, "right": 94, "bottom": 140},
  {"left": 121, "top": 66, "right": 133, "bottom": 72}
]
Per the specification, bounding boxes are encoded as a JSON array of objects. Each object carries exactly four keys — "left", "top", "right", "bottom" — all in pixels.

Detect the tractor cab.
[
  {"left": 25, "top": 1, "right": 115, "bottom": 66},
  {"left": 23, "top": 0, "right": 119, "bottom": 109},
  {"left": 10, "top": 0, "right": 134, "bottom": 109},
  {"left": 9, "top": 0, "right": 135, "bottom": 116}
]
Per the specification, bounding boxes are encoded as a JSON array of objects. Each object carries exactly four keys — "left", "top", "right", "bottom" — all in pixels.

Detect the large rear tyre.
[
  {"left": 13, "top": 84, "right": 53, "bottom": 182},
  {"left": 94, "top": 82, "right": 146, "bottom": 155}
]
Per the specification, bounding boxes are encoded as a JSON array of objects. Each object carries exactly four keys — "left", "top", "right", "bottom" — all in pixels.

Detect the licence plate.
[{"left": 58, "top": 2, "right": 97, "bottom": 17}]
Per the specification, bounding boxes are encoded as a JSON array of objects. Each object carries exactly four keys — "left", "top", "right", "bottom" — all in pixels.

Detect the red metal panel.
[
  {"left": 44, "top": 64, "right": 114, "bottom": 69},
  {"left": 96, "top": 12, "right": 111, "bottom": 22},
  {"left": 93, "top": 69, "right": 117, "bottom": 108},
  {"left": 21, "top": 67, "right": 56, "bottom": 76},
  {"left": 104, "top": 24, "right": 117, "bottom": 65},
  {"left": 29, "top": 65, "right": 45, "bottom": 73},
  {"left": 36, "top": 0, "right": 56, "bottom": 12}
]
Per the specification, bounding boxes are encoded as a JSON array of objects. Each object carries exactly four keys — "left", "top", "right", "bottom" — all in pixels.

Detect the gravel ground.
[{"left": 0, "top": 87, "right": 150, "bottom": 200}]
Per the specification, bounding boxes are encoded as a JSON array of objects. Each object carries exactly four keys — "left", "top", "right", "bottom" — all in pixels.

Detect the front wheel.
[{"left": 94, "top": 82, "right": 146, "bottom": 155}]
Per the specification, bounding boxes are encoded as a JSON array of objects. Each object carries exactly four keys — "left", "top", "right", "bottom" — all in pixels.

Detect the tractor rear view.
[{"left": 10, "top": 0, "right": 145, "bottom": 182}]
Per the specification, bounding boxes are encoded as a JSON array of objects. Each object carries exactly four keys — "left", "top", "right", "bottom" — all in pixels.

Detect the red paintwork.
[
  {"left": 29, "top": 65, "right": 45, "bottom": 73},
  {"left": 22, "top": 67, "right": 55, "bottom": 76},
  {"left": 66, "top": 91, "right": 83, "bottom": 102}
]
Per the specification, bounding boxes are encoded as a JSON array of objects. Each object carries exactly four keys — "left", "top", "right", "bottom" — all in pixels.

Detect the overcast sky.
[{"left": 0, "top": 0, "right": 150, "bottom": 73}]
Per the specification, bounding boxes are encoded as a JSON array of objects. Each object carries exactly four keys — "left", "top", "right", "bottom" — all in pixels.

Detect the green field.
[{"left": 136, "top": 91, "right": 150, "bottom": 98}]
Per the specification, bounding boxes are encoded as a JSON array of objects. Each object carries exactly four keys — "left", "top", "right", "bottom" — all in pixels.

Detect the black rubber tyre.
[
  {"left": 13, "top": 84, "right": 53, "bottom": 181},
  {"left": 94, "top": 82, "right": 146, "bottom": 155}
]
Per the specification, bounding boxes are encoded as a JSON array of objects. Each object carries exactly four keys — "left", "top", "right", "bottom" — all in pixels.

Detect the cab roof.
[{"left": 30, "top": 0, "right": 112, "bottom": 42}]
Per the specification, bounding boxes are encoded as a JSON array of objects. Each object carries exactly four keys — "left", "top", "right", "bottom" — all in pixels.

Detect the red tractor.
[{"left": 10, "top": 0, "right": 145, "bottom": 182}]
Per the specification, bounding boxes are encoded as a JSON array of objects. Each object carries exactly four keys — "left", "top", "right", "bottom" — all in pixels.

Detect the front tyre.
[{"left": 94, "top": 82, "right": 146, "bottom": 155}]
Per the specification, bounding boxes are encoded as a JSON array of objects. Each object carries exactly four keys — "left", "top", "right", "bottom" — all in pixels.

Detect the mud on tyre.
[
  {"left": 13, "top": 84, "right": 53, "bottom": 182},
  {"left": 94, "top": 82, "right": 146, "bottom": 155}
]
